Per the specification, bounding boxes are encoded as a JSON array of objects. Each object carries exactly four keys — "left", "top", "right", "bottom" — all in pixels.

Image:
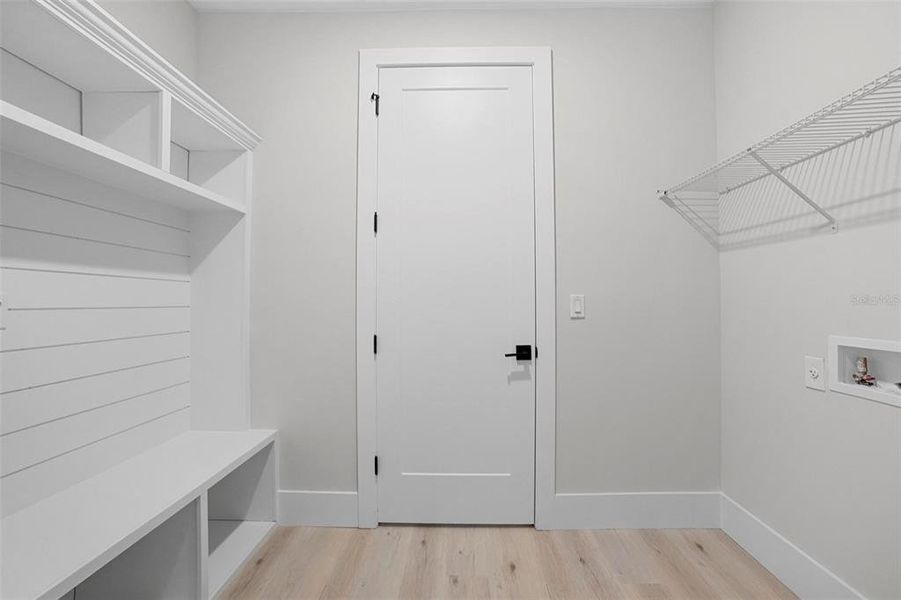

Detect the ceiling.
[{"left": 188, "top": 0, "right": 711, "bottom": 13}]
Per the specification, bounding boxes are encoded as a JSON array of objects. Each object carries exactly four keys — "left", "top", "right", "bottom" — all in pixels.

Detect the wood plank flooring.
[{"left": 220, "top": 526, "right": 796, "bottom": 599}]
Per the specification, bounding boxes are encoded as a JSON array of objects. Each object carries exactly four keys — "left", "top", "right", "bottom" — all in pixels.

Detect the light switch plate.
[
  {"left": 570, "top": 294, "right": 585, "bottom": 319},
  {"left": 805, "top": 356, "right": 825, "bottom": 391}
]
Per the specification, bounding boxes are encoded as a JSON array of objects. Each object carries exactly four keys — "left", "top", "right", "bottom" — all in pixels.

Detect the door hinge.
[
  {"left": 374, "top": 211, "right": 378, "bottom": 233},
  {"left": 535, "top": 346, "right": 538, "bottom": 358},
  {"left": 373, "top": 334, "right": 378, "bottom": 355},
  {"left": 374, "top": 455, "right": 379, "bottom": 476},
  {"left": 370, "top": 92, "right": 380, "bottom": 116}
]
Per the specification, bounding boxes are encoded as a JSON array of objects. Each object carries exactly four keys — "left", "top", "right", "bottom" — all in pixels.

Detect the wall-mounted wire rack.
[{"left": 659, "top": 65, "right": 901, "bottom": 250}]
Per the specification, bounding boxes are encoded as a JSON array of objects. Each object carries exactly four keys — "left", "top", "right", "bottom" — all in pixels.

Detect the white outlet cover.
[{"left": 805, "top": 356, "right": 826, "bottom": 391}]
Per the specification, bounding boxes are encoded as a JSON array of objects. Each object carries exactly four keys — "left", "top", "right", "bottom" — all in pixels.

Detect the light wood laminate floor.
[{"left": 220, "top": 526, "right": 796, "bottom": 599}]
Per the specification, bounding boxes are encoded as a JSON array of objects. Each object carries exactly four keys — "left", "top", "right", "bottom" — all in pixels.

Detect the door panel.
[{"left": 376, "top": 66, "right": 536, "bottom": 524}]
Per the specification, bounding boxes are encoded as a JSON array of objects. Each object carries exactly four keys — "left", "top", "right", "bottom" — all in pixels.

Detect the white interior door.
[{"left": 375, "top": 65, "right": 536, "bottom": 524}]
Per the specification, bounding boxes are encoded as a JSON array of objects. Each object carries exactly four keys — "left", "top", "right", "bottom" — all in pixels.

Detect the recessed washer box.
[{"left": 828, "top": 335, "right": 901, "bottom": 408}]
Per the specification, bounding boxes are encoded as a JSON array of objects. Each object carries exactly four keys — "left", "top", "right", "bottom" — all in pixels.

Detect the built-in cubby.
[
  {"left": 169, "top": 98, "right": 250, "bottom": 205},
  {"left": 0, "top": 0, "right": 163, "bottom": 167},
  {"left": 0, "top": 47, "right": 165, "bottom": 167},
  {"left": 207, "top": 443, "right": 277, "bottom": 597},
  {"left": 83, "top": 91, "right": 165, "bottom": 166},
  {"left": 0, "top": 2, "right": 269, "bottom": 598},
  {"left": 66, "top": 500, "right": 203, "bottom": 600},
  {"left": 0, "top": 0, "right": 257, "bottom": 211},
  {"left": 829, "top": 336, "right": 901, "bottom": 408}
]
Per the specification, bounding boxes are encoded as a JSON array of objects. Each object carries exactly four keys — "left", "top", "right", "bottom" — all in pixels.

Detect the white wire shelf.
[{"left": 659, "top": 65, "right": 901, "bottom": 249}]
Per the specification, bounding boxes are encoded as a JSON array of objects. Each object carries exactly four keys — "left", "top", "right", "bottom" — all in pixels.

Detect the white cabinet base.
[{"left": 209, "top": 520, "right": 276, "bottom": 597}]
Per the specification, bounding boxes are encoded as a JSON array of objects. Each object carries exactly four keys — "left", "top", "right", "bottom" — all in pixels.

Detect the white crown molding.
[
  {"left": 189, "top": 0, "right": 712, "bottom": 13},
  {"left": 40, "top": 0, "right": 261, "bottom": 150}
]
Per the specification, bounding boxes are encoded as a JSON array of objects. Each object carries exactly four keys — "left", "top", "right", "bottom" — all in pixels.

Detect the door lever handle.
[{"left": 505, "top": 345, "right": 533, "bottom": 361}]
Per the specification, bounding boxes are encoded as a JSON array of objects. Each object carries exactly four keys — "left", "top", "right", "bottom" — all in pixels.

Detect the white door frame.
[{"left": 356, "top": 47, "right": 556, "bottom": 529}]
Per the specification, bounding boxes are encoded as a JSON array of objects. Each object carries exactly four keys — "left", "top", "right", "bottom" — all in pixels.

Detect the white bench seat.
[{"left": 1, "top": 429, "right": 276, "bottom": 600}]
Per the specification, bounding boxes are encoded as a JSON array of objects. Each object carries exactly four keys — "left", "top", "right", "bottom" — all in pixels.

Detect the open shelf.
[
  {"left": 1, "top": 101, "right": 245, "bottom": 214},
  {"left": 0, "top": 0, "right": 260, "bottom": 156},
  {"left": 1, "top": 0, "right": 259, "bottom": 208},
  {"left": 168, "top": 98, "right": 251, "bottom": 201},
  {"left": 209, "top": 520, "right": 276, "bottom": 597},
  {"left": 206, "top": 438, "right": 276, "bottom": 597},
  {"left": 659, "top": 66, "right": 901, "bottom": 249}
]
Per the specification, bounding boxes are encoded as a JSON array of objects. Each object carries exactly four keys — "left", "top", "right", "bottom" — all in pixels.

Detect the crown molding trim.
[
  {"left": 39, "top": 0, "right": 261, "bottom": 150},
  {"left": 189, "top": 0, "right": 713, "bottom": 14}
]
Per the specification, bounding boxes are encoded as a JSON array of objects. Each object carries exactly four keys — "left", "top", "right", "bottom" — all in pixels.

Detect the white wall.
[
  {"left": 196, "top": 8, "right": 721, "bottom": 495},
  {"left": 98, "top": 0, "right": 199, "bottom": 79},
  {"left": 715, "top": 2, "right": 901, "bottom": 598}
]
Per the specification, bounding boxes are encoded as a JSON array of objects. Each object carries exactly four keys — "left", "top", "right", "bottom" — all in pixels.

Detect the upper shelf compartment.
[
  {"left": 0, "top": 0, "right": 154, "bottom": 93},
  {"left": 0, "top": 0, "right": 260, "bottom": 211},
  {"left": 1, "top": 101, "right": 245, "bottom": 214},
  {"left": 659, "top": 66, "right": 901, "bottom": 250},
  {"left": 168, "top": 97, "right": 252, "bottom": 203}
]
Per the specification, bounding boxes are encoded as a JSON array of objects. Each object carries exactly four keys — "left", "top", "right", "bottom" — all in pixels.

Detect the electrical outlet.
[{"left": 805, "top": 356, "right": 825, "bottom": 391}]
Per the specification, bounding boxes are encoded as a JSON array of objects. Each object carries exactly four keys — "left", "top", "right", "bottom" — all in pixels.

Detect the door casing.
[{"left": 356, "top": 47, "right": 556, "bottom": 529}]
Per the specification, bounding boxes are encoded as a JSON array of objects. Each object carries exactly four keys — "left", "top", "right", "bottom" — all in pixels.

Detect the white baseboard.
[
  {"left": 278, "top": 490, "right": 721, "bottom": 529},
  {"left": 274, "top": 488, "right": 867, "bottom": 600},
  {"left": 720, "top": 494, "right": 864, "bottom": 600},
  {"left": 540, "top": 491, "right": 722, "bottom": 530},
  {"left": 277, "top": 490, "right": 358, "bottom": 527}
]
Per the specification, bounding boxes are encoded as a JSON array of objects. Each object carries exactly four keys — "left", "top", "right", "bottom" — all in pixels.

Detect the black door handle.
[{"left": 505, "top": 345, "right": 532, "bottom": 361}]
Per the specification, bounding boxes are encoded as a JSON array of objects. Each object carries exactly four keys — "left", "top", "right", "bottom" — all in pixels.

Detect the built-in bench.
[{"left": 1, "top": 430, "right": 277, "bottom": 600}]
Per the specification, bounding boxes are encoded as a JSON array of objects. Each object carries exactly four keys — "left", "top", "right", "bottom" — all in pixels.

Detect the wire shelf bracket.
[
  {"left": 747, "top": 150, "right": 837, "bottom": 233},
  {"left": 658, "top": 65, "right": 901, "bottom": 249}
]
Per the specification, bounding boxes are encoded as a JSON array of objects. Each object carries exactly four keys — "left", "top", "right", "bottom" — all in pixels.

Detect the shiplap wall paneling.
[
  {"left": 0, "top": 409, "right": 191, "bottom": 518},
  {"left": 0, "top": 153, "right": 193, "bottom": 517},
  {"left": 1, "top": 357, "right": 191, "bottom": 435},
  {"left": 0, "top": 152, "right": 192, "bottom": 276}
]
